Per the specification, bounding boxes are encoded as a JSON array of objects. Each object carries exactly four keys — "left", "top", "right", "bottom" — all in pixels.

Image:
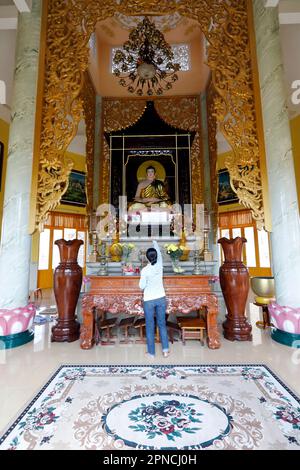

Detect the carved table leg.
[
  {"left": 80, "top": 307, "right": 95, "bottom": 349},
  {"left": 206, "top": 309, "right": 221, "bottom": 349}
]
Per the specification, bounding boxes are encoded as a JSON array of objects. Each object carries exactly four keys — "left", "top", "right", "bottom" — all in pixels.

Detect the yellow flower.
[{"left": 167, "top": 244, "right": 176, "bottom": 251}]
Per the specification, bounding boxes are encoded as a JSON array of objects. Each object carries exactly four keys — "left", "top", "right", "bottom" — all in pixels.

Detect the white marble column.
[
  {"left": 253, "top": 0, "right": 300, "bottom": 307},
  {"left": 200, "top": 93, "right": 219, "bottom": 275},
  {"left": 0, "top": 0, "right": 42, "bottom": 308},
  {"left": 93, "top": 95, "right": 102, "bottom": 210}
]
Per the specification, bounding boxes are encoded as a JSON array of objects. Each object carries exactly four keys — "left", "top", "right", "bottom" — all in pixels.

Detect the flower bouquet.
[
  {"left": 121, "top": 243, "right": 135, "bottom": 274},
  {"left": 164, "top": 243, "right": 185, "bottom": 273},
  {"left": 122, "top": 263, "right": 136, "bottom": 275}
]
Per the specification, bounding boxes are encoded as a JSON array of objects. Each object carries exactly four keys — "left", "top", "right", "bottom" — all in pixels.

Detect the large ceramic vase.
[
  {"left": 218, "top": 237, "right": 252, "bottom": 341},
  {"left": 52, "top": 239, "right": 83, "bottom": 342}
]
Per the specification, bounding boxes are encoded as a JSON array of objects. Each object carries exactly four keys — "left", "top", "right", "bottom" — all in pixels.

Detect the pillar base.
[
  {"left": 0, "top": 330, "right": 34, "bottom": 349},
  {"left": 51, "top": 320, "right": 80, "bottom": 343},
  {"left": 223, "top": 316, "right": 252, "bottom": 342}
]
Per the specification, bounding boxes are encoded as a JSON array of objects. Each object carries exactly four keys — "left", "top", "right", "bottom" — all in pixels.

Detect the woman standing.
[{"left": 139, "top": 240, "right": 170, "bottom": 359}]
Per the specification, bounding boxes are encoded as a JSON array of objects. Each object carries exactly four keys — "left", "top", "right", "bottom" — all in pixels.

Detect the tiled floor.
[{"left": 0, "top": 291, "right": 299, "bottom": 434}]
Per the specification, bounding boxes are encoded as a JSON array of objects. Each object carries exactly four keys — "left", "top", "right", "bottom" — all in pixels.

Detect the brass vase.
[
  {"left": 109, "top": 234, "right": 123, "bottom": 262},
  {"left": 179, "top": 232, "right": 190, "bottom": 261}
]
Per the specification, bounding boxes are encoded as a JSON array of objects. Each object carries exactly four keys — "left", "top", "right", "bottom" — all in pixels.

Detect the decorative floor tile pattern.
[{"left": 1, "top": 364, "right": 299, "bottom": 450}]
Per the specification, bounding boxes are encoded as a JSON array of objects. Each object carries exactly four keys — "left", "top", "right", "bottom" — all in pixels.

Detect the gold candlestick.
[
  {"left": 203, "top": 228, "right": 213, "bottom": 261},
  {"left": 98, "top": 240, "right": 108, "bottom": 276},
  {"left": 88, "top": 231, "right": 99, "bottom": 262}
]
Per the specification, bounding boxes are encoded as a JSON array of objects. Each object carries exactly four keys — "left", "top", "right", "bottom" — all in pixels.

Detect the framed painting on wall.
[
  {"left": 217, "top": 169, "right": 239, "bottom": 205},
  {"left": 0, "top": 141, "right": 3, "bottom": 192},
  {"left": 61, "top": 170, "right": 87, "bottom": 207}
]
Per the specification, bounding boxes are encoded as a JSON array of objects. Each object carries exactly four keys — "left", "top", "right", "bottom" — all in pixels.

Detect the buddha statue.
[{"left": 128, "top": 165, "right": 173, "bottom": 213}]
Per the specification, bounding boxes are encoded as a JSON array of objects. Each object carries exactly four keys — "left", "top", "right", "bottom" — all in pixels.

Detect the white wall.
[{"left": 0, "top": 29, "right": 17, "bottom": 122}]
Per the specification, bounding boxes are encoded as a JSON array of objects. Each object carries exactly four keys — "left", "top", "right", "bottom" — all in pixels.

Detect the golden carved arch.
[{"left": 32, "top": 0, "right": 264, "bottom": 231}]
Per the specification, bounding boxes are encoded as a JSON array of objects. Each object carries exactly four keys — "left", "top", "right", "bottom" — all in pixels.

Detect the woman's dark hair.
[{"left": 146, "top": 248, "right": 158, "bottom": 265}]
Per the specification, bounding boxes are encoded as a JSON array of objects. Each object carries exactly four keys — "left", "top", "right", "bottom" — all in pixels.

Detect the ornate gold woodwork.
[
  {"left": 154, "top": 96, "right": 198, "bottom": 130},
  {"left": 103, "top": 99, "right": 147, "bottom": 133},
  {"left": 100, "top": 96, "right": 203, "bottom": 207},
  {"left": 32, "top": 0, "right": 264, "bottom": 230},
  {"left": 100, "top": 138, "right": 110, "bottom": 206},
  {"left": 206, "top": 82, "right": 218, "bottom": 240},
  {"left": 82, "top": 73, "right": 96, "bottom": 214},
  {"left": 154, "top": 96, "right": 203, "bottom": 207},
  {"left": 100, "top": 98, "right": 147, "bottom": 204}
]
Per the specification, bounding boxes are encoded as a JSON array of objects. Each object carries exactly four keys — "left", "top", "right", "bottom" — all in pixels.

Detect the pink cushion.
[
  {"left": 269, "top": 302, "right": 300, "bottom": 334},
  {"left": 0, "top": 304, "right": 36, "bottom": 336}
]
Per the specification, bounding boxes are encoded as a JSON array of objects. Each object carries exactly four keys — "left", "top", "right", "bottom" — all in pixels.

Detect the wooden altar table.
[{"left": 80, "top": 275, "right": 220, "bottom": 350}]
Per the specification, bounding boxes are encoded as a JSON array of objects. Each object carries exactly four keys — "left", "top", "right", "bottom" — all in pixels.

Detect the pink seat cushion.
[
  {"left": 269, "top": 302, "right": 300, "bottom": 334},
  {"left": 0, "top": 304, "right": 36, "bottom": 336}
]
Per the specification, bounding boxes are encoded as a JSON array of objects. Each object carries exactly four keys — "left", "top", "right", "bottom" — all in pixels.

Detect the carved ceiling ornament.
[
  {"left": 33, "top": 0, "right": 264, "bottom": 231},
  {"left": 114, "top": 11, "right": 184, "bottom": 32}
]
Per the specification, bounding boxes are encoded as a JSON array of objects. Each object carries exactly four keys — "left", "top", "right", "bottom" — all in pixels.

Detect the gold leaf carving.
[
  {"left": 100, "top": 138, "right": 110, "bottom": 205},
  {"left": 99, "top": 98, "right": 147, "bottom": 204},
  {"left": 82, "top": 73, "right": 96, "bottom": 215},
  {"left": 154, "top": 96, "right": 198, "bottom": 131},
  {"left": 207, "top": 82, "right": 218, "bottom": 240},
  {"left": 154, "top": 96, "right": 203, "bottom": 206},
  {"left": 103, "top": 99, "right": 147, "bottom": 133},
  {"left": 33, "top": 0, "right": 264, "bottom": 229}
]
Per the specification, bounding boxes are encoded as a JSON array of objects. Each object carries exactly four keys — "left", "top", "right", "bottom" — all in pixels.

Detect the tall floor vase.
[
  {"left": 52, "top": 239, "right": 83, "bottom": 342},
  {"left": 218, "top": 237, "right": 252, "bottom": 341}
]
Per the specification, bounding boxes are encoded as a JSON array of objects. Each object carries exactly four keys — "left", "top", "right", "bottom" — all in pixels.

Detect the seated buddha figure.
[{"left": 128, "top": 166, "right": 173, "bottom": 213}]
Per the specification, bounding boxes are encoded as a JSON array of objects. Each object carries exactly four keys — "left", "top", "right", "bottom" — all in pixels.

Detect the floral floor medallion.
[{"left": 0, "top": 364, "right": 299, "bottom": 450}]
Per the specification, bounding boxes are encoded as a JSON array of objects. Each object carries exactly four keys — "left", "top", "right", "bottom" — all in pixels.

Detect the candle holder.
[
  {"left": 203, "top": 228, "right": 213, "bottom": 262},
  {"left": 193, "top": 249, "right": 202, "bottom": 275},
  {"left": 98, "top": 240, "right": 108, "bottom": 276},
  {"left": 88, "top": 231, "right": 99, "bottom": 262}
]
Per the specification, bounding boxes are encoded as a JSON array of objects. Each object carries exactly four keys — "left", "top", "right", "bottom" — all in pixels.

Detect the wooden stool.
[
  {"left": 133, "top": 317, "right": 146, "bottom": 344},
  {"left": 96, "top": 309, "right": 118, "bottom": 345},
  {"left": 119, "top": 316, "right": 135, "bottom": 343},
  {"left": 177, "top": 311, "right": 207, "bottom": 346}
]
